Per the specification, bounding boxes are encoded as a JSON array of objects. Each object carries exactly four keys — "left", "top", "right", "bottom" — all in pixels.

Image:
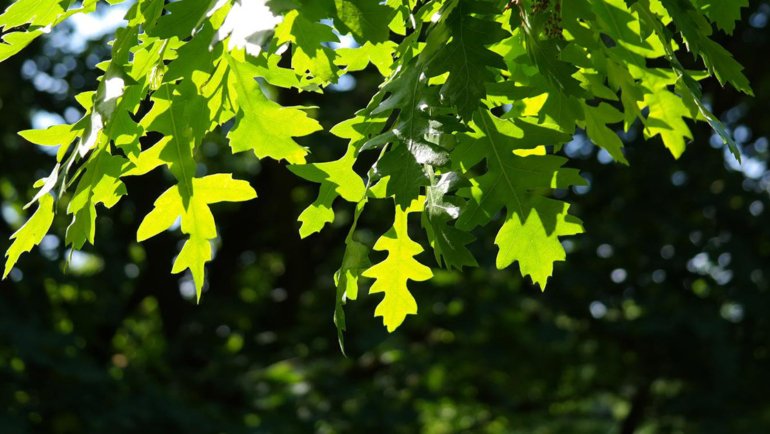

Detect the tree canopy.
[
  {"left": 0, "top": 0, "right": 753, "bottom": 337},
  {"left": 1, "top": 1, "right": 770, "bottom": 433}
]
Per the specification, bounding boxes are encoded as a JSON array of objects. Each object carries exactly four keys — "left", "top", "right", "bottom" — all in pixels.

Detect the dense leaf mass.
[{"left": 0, "top": 0, "right": 751, "bottom": 334}]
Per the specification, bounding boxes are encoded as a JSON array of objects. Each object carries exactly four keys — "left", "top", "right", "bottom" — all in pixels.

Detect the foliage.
[
  {"left": 0, "top": 0, "right": 753, "bottom": 334},
  {"left": 1, "top": 1, "right": 769, "bottom": 432}
]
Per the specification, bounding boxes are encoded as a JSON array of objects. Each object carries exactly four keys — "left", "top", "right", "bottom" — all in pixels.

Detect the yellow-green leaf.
[
  {"left": 362, "top": 200, "right": 432, "bottom": 332},
  {"left": 3, "top": 195, "right": 55, "bottom": 279}
]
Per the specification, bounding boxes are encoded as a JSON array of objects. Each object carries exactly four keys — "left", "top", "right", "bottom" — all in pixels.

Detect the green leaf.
[
  {"left": 336, "top": 41, "right": 397, "bottom": 75},
  {"left": 426, "top": 1, "right": 508, "bottom": 119},
  {"left": 362, "top": 200, "right": 432, "bottom": 332},
  {"left": 694, "top": 0, "right": 749, "bottom": 34},
  {"left": 141, "top": 81, "right": 209, "bottom": 203},
  {"left": 454, "top": 110, "right": 584, "bottom": 288},
  {"left": 331, "top": 113, "right": 389, "bottom": 149},
  {"left": 0, "top": 30, "right": 44, "bottom": 63},
  {"left": 423, "top": 217, "right": 477, "bottom": 270},
  {"left": 375, "top": 144, "right": 430, "bottom": 208},
  {"left": 289, "top": 145, "right": 365, "bottom": 203},
  {"left": 336, "top": 235, "right": 371, "bottom": 302},
  {"left": 149, "top": 0, "right": 212, "bottom": 39},
  {"left": 494, "top": 197, "right": 583, "bottom": 289},
  {"left": 172, "top": 236, "right": 213, "bottom": 299},
  {"left": 137, "top": 174, "right": 257, "bottom": 242},
  {"left": 422, "top": 172, "right": 477, "bottom": 270},
  {"left": 518, "top": 35, "right": 583, "bottom": 97},
  {"left": 589, "top": 0, "right": 662, "bottom": 57},
  {"left": 365, "top": 59, "right": 457, "bottom": 166},
  {"left": 606, "top": 59, "right": 645, "bottom": 128},
  {"left": 289, "top": 145, "right": 365, "bottom": 237},
  {"left": 644, "top": 88, "right": 692, "bottom": 159},
  {"left": 582, "top": 102, "right": 629, "bottom": 165},
  {"left": 657, "top": 0, "right": 752, "bottom": 94},
  {"left": 226, "top": 53, "right": 322, "bottom": 164},
  {"left": 0, "top": 0, "right": 70, "bottom": 62},
  {"left": 163, "top": 22, "right": 220, "bottom": 85},
  {"left": 334, "top": 0, "right": 394, "bottom": 43},
  {"left": 333, "top": 236, "right": 370, "bottom": 352},
  {"left": 635, "top": 69, "right": 694, "bottom": 158},
  {"left": 65, "top": 151, "right": 128, "bottom": 249},
  {"left": 675, "top": 75, "right": 742, "bottom": 161},
  {"left": 630, "top": 0, "right": 742, "bottom": 159},
  {"left": 19, "top": 124, "right": 77, "bottom": 147},
  {"left": 3, "top": 194, "right": 55, "bottom": 279},
  {"left": 18, "top": 122, "right": 81, "bottom": 163},
  {"left": 697, "top": 37, "right": 752, "bottom": 95},
  {"left": 137, "top": 174, "right": 257, "bottom": 300},
  {"left": 274, "top": 9, "right": 339, "bottom": 84},
  {"left": 136, "top": 183, "right": 183, "bottom": 243},
  {"left": 295, "top": 183, "right": 336, "bottom": 238},
  {"left": 0, "top": 0, "right": 63, "bottom": 29}
]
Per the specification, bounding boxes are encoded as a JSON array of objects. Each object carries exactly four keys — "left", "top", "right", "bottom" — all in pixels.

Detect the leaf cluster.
[{"left": 0, "top": 0, "right": 752, "bottom": 337}]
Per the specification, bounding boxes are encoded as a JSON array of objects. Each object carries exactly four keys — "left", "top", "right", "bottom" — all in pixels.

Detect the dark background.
[{"left": 2, "top": 1, "right": 770, "bottom": 433}]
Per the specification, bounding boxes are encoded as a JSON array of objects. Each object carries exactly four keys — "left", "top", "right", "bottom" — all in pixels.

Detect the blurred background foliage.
[{"left": 2, "top": 1, "right": 770, "bottom": 433}]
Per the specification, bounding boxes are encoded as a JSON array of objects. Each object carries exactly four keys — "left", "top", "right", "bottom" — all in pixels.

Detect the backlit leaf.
[
  {"left": 3, "top": 195, "right": 55, "bottom": 279},
  {"left": 362, "top": 199, "right": 432, "bottom": 332}
]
